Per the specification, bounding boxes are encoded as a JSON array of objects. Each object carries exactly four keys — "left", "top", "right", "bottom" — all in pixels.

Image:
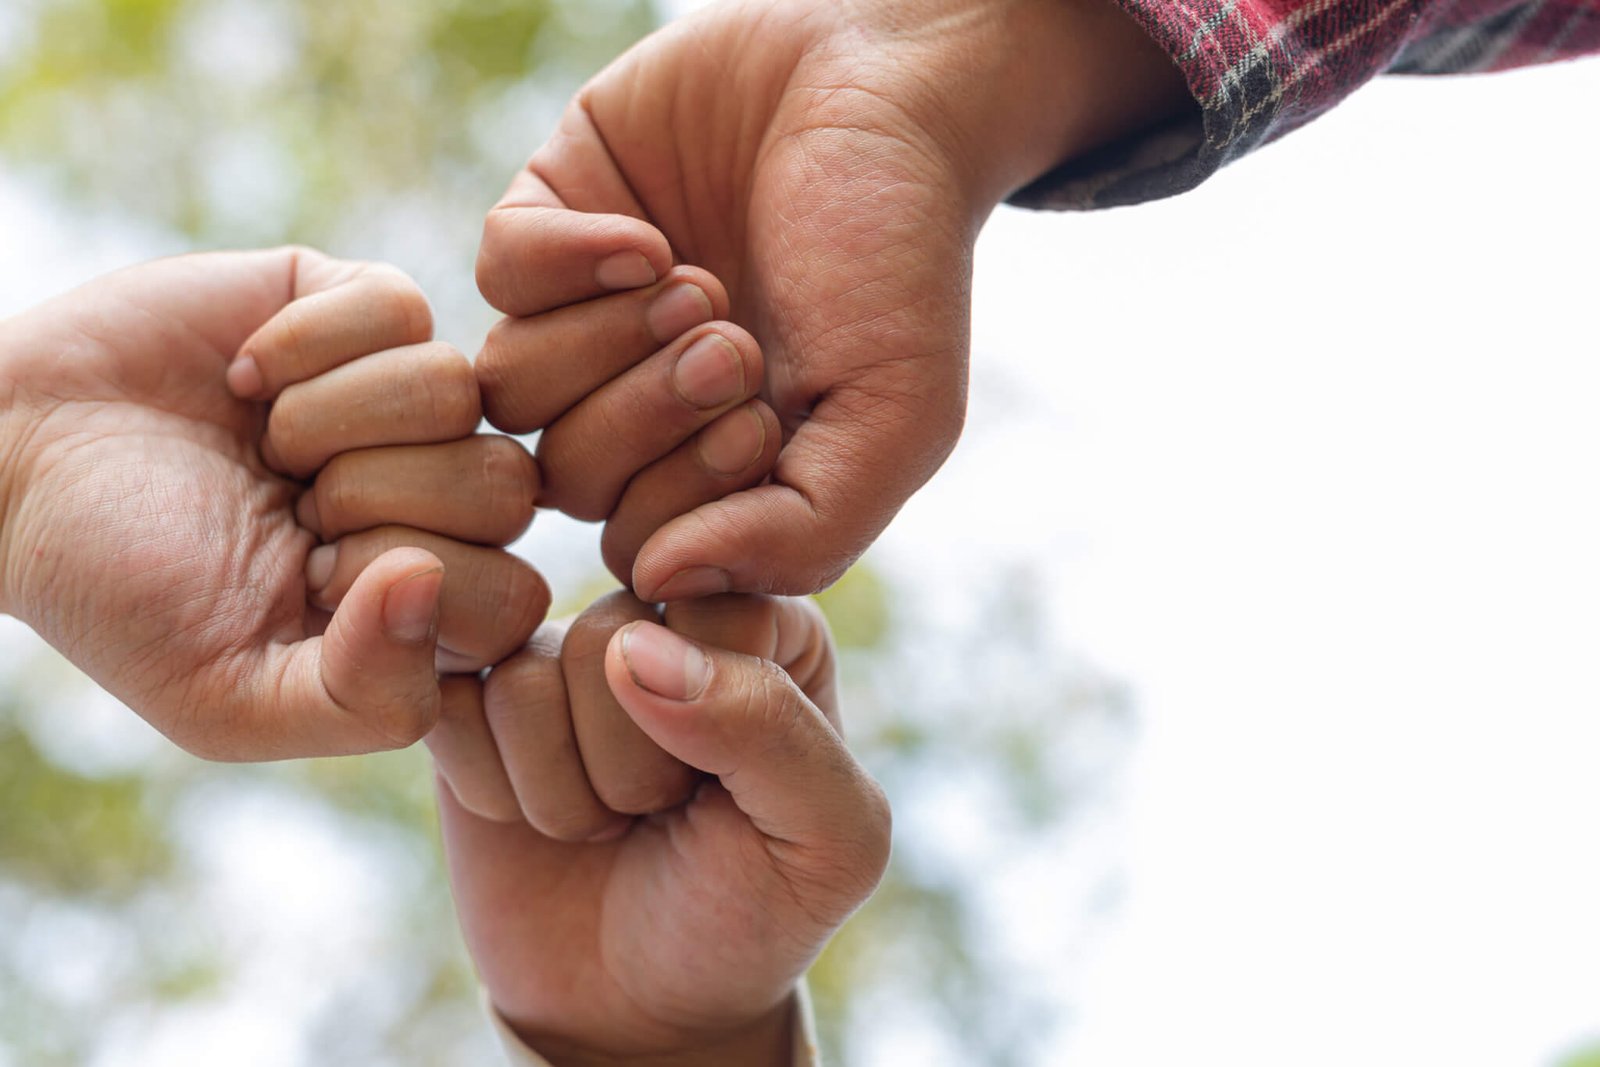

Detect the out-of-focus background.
[{"left": 0, "top": 1, "right": 1596, "bottom": 1065}]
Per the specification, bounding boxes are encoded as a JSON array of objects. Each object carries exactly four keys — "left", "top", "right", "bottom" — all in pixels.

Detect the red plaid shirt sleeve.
[{"left": 1011, "top": 0, "right": 1600, "bottom": 208}]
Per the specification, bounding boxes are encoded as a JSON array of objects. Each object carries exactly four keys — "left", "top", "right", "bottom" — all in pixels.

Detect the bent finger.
[
  {"left": 266, "top": 342, "right": 480, "bottom": 479},
  {"left": 299, "top": 436, "right": 538, "bottom": 546},
  {"left": 634, "top": 383, "right": 960, "bottom": 598},
  {"left": 600, "top": 401, "right": 780, "bottom": 586},
  {"left": 477, "top": 169, "right": 671, "bottom": 317},
  {"left": 306, "top": 526, "right": 549, "bottom": 672},
  {"left": 230, "top": 262, "right": 434, "bottom": 400},
  {"left": 426, "top": 674, "right": 523, "bottom": 823},
  {"left": 475, "top": 103, "right": 669, "bottom": 318},
  {"left": 563, "top": 592, "right": 697, "bottom": 815},
  {"left": 476, "top": 266, "right": 728, "bottom": 434},
  {"left": 483, "top": 631, "right": 631, "bottom": 841},
  {"left": 537, "top": 323, "right": 765, "bottom": 521}
]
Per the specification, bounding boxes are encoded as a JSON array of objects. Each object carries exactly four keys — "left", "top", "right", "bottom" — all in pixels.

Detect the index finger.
[
  {"left": 228, "top": 260, "right": 435, "bottom": 400},
  {"left": 476, "top": 168, "right": 674, "bottom": 319}
]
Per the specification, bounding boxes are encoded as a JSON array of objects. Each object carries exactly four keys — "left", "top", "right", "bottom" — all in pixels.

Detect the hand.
[
  {"left": 431, "top": 593, "right": 890, "bottom": 1065},
  {"left": 230, "top": 291, "right": 549, "bottom": 676},
  {"left": 476, "top": 0, "right": 1191, "bottom": 598},
  {"left": 0, "top": 248, "right": 544, "bottom": 760}
]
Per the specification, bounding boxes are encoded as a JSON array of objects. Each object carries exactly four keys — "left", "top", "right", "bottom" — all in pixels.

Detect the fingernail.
[
  {"left": 305, "top": 544, "right": 338, "bottom": 593},
  {"left": 595, "top": 250, "right": 657, "bottom": 290},
  {"left": 295, "top": 490, "right": 321, "bottom": 534},
  {"left": 697, "top": 404, "right": 766, "bottom": 476},
  {"left": 227, "top": 355, "right": 263, "bottom": 398},
  {"left": 650, "top": 566, "right": 732, "bottom": 602},
  {"left": 672, "top": 334, "right": 744, "bottom": 409},
  {"left": 647, "top": 282, "right": 713, "bottom": 343},
  {"left": 383, "top": 567, "right": 444, "bottom": 645},
  {"left": 620, "top": 623, "right": 710, "bottom": 701}
]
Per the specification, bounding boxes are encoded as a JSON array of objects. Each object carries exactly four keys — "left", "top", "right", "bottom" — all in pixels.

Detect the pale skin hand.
[
  {"left": 432, "top": 594, "right": 891, "bottom": 1066},
  {"left": 0, "top": 248, "right": 544, "bottom": 760},
  {"left": 477, "top": 0, "right": 1193, "bottom": 599}
]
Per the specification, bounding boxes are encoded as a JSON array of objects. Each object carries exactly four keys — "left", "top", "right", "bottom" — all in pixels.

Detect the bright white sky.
[
  {"left": 5, "top": 5, "right": 1599, "bottom": 1063},
  {"left": 893, "top": 59, "right": 1600, "bottom": 1067}
]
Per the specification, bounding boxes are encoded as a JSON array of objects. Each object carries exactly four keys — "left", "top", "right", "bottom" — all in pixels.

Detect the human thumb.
[{"left": 604, "top": 621, "right": 890, "bottom": 899}]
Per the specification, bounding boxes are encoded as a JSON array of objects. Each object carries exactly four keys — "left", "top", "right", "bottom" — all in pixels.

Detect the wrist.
[
  {"left": 862, "top": 0, "right": 1194, "bottom": 211},
  {"left": 989, "top": 0, "right": 1195, "bottom": 200},
  {"left": 505, "top": 995, "right": 796, "bottom": 1067}
]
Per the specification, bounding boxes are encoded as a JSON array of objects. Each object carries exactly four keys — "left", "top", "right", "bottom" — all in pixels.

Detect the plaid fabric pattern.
[{"left": 1011, "top": 0, "right": 1600, "bottom": 209}]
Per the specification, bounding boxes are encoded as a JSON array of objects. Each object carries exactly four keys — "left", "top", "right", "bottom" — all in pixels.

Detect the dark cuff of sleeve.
[{"left": 1008, "top": 0, "right": 1296, "bottom": 210}]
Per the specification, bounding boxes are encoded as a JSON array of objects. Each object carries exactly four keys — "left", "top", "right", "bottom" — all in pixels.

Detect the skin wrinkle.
[{"left": 3, "top": 248, "right": 527, "bottom": 763}]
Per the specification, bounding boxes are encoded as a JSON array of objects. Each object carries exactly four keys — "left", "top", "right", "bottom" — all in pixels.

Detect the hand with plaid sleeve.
[{"left": 477, "top": 0, "right": 1595, "bottom": 601}]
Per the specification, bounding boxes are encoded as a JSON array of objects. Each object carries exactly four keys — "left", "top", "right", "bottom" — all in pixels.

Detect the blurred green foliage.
[
  {"left": 0, "top": 1, "right": 1133, "bottom": 1064},
  {"left": 0, "top": 718, "right": 173, "bottom": 896},
  {"left": 0, "top": 0, "right": 652, "bottom": 251},
  {"left": 1558, "top": 1042, "right": 1600, "bottom": 1067}
]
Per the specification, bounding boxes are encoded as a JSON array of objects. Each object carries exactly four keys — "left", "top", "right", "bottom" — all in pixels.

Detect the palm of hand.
[
  {"left": 4, "top": 260, "right": 311, "bottom": 750},
  {"left": 446, "top": 780, "right": 824, "bottom": 1052}
]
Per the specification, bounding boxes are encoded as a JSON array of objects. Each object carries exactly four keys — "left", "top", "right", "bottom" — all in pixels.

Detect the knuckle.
[
  {"left": 475, "top": 334, "right": 538, "bottom": 433},
  {"left": 265, "top": 398, "right": 307, "bottom": 469},
  {"left": 269, "top": 304, "right": 311, "bottom": 372},
  {"left": 316, "top": 461, "right": 365, "bottom": 528},
  {"left": 479, "top": 437, "right": 538, "bottom": 540},
  {"left": 475, "top": 217, "right": 512, "bottom": 298},
  {"left": 368, "top": 266, "right": 434, "bottom": 343},
  {"left": 593, "top": 765, "right": 694, "bottom": 816},
  {"left": 598, "top": 524, "right": 639, "bottom": 588},
  {"left": 736, "top": 661, "right": 798, "bottom": 732},
  {"left": 565, "top": 591, "right": 646, "bottom": 661},
  {"left": 501, "top": 559, "right": 552, "bottom": 651},
  {"left": 539, "top": 429, "right": 622, "bottom": 523},
  {"left": 421, "top": 345, "right": 481, "bottom": 432},
  {"left": 449, "top": 778, "right": 523, "bottom": 824},
  {"left": 341, "top": 524, "right": 414, "bottom": 572},
  {"left": 528, "top": 803, "right": 611, "bottom": 844},
  {"left": 475, "top": 327, "right": 512, "bottom": 393},
  {"left": 484, "top": 645, "right": 563, "bottom": 715},
  {"left": 563, "top": 494, "right": 611, "bottom": 524},
  {"left": 370, "top": 700, "right": 436, "bottom": 748},
  {"left": 750, "top": 599, "right": 785, "bottom": 658}
]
